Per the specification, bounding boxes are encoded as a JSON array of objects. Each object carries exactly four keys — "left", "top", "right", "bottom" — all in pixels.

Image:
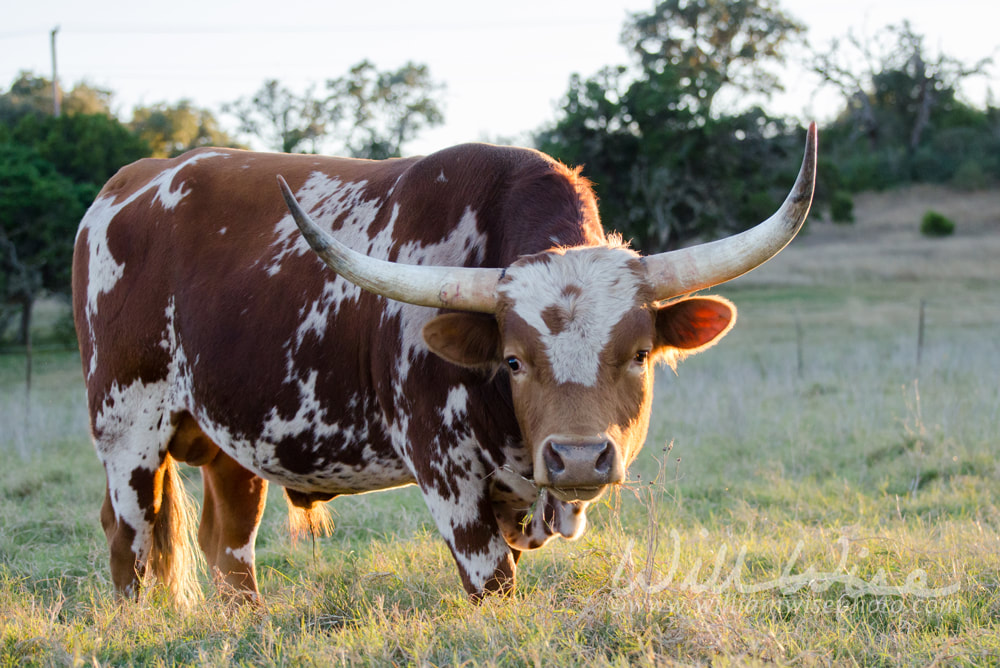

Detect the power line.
[{"left": 1, "top": 17, "right": 620, "bottom": 38}]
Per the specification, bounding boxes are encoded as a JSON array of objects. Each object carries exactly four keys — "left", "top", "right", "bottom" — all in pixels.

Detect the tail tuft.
[
  {"left": 150, "top": 454, "right": 203, "bottom": 608},
  {"left": 284, "top": 489, "right": 335, "bottom": 544}
]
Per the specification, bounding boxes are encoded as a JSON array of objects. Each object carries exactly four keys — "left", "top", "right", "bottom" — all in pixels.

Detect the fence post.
[{"left": 916, "top": 299, "right": 926, "bottom": 373}]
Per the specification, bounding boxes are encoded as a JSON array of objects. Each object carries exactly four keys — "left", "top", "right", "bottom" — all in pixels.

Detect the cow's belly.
[
  {"left": 248, "top": 442, "right": 417, "bottom": 495},
  {"left": 194, "top": 409, "right": 416, "bottom": 495}
]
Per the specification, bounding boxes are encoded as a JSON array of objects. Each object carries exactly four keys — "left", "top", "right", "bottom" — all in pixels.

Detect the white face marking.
[{"left": 499, "top": 247, "right": 642, "bottom": 386}]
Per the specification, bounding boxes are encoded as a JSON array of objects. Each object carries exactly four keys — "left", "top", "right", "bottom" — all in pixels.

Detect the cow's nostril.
[
  {"left": 594, "top": 442, "right": 613, "bottom": 475},
  {"left": 543, "top": 443, "right": 565, "bottom": 474}
]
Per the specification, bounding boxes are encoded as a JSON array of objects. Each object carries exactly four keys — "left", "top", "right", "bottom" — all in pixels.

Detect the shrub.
[
  {"left": 950, "top": 160, "right": 990, "bottom": 191},
  {"left": 830, "top": 191, "right": 855, "bottom": 223},
  {"left": 738, "top": 191, "right": 779, "bottom": 226},
  {"left": 920, "top": 210, "right": 956, "bottom": 237}
]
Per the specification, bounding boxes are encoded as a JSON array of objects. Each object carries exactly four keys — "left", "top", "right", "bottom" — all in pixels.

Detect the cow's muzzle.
[{"left": 534, "top": 435, "right": 625, "bottom": 502}]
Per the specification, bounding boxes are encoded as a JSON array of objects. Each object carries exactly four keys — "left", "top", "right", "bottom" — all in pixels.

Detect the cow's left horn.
[
  {"left": 643, "top": 122, "right": 817, "bottom": 301},
  {"left": 277, "top": 176, "right": 502, "bottom": 313}
]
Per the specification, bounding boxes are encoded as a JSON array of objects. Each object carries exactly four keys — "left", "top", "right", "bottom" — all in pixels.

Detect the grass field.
[{"left": 1, "top": 189, "right": 998, "bottom": 665}]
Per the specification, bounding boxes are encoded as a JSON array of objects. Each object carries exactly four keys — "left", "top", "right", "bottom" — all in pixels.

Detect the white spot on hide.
[
  {"left": 440, "top": 386, "right": 469, "bottom": 428},
  {"left": 225, "top": 533, "right": 258, "bottom": 566}
]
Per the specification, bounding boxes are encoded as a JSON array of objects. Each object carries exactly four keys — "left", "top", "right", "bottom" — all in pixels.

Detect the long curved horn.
[
  {"left": 277, "top": 176, "right": 501, "bottom": 313},
  {"left": 643, "top": 122, "right": 818, "bottom": 301}
]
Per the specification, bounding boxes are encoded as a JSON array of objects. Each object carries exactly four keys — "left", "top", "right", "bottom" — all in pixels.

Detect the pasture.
[{"left": 2, "top": 186, "right": 999, "bottom": 665}]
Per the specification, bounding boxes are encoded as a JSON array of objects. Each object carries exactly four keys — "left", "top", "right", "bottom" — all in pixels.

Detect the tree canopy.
[
  {"left": 811, "top": 20, "right": 996, "bottom": 191},
  {"left": 131, "top": 100, "right": 242, "bottom": 158},
  {"left": 538, "top": 0, "right": 806, "bottom": 252},
  {"left": 0, "top": 5, "right": 997, "bottom": 345},
  {"left": 0, "top": 71, "right": 114, "bottom": 125},
  {"left": 328, "top": 60, "right": 445, "bottom": 159},
  {"left": 0, "top": 76, "right": 150, "bottom": 345},
  {"left": 225, "top": 80, "right": 330, "bottom": 154},
  {"left": 225, "top": 61, "right": 445, "bottom": 157},
  {"left": 623, "top": 0, "right": 805, "bottom": 117}
]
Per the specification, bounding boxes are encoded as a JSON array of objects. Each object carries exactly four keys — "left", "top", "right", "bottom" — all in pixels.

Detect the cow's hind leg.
[
  {"left": 199, "top": 450, "right": 268, "bottom": 600},
  {"left": 167, "top": 413, "right": 268, "bottom": 602},
  {"left": 98, "top": 420, "right": 200, "bottom": 606}
]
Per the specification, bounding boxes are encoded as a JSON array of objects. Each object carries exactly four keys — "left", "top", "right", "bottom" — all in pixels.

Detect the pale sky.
[{"left": 2, "top": 0, "right": 997, "bottom": 154}]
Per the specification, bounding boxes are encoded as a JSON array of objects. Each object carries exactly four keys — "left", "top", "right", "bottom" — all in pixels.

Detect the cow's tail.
[{"left": 149, "top": 453, "right": 203, "bottom": 608}]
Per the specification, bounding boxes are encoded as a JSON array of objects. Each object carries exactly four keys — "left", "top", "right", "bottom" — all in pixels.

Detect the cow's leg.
[
  {"left": 98, "top": 436, "right": 199, "bottom": 604},
  {"left": 94, "top": 382, "right": 179, "bottom": 601},
  {"left": 166, "top": 412, "right": 267, "bottom": 601},
  {"left": 198, "top": 450, "right": 268, "bottom": 600},
  {"left": 415, "top": 468, "right": 518, "bottom": 600},
  {"left": 100, "top": 471, "right": 150, "bottom": 599}
]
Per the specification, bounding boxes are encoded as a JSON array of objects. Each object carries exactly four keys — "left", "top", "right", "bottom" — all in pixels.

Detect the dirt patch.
[{"left": 733, "top": 184, "right": 1000, "bottom": 285}]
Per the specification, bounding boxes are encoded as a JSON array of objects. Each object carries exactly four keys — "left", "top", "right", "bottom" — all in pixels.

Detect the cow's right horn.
[
  {"left": 642, "top": 123, "right": 818, "bottom": 301},
  {"left": 278, "top": 176, "right": 502, "bottom": 313}
]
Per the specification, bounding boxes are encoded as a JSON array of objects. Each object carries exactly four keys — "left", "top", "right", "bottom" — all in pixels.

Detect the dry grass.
[{"left": 1, "top": 186, "right": 998, "bottom": 665}]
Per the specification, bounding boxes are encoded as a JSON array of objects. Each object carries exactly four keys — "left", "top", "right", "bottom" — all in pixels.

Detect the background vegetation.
[
  {"left": 1, "top": 0, "right": 996, "bottom": 349},
  {"left": 1, "top": 2, "right": 997, "bottom": 350}
]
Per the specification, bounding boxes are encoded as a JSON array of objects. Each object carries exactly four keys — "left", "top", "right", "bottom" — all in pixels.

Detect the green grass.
[{"left": 1, "top": 279, "right": 998, "bottom": 666}]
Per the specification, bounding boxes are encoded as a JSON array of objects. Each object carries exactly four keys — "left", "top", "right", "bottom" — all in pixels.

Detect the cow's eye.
[
  {"left": 505, "top": 356, "right": 523, "bottom": 373},
  {"left": 633, "top": 350, "right": 650, "bottom": 365}
]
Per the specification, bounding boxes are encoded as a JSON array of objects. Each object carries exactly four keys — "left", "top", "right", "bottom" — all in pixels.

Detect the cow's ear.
[
  {"left": 654, "top": 296, "right": 736, "bottom": 365},
  {"left": 423, "top": 313, "right": 502, "bottom": 370}
]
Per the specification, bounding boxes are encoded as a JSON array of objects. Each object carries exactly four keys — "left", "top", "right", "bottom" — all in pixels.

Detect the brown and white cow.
[{"left": 72, "top": 124, "right": 816, "bottom": 603}]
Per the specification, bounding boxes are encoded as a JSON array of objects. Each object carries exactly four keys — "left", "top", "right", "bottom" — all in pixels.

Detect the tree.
[
  {"left": 623, "top": 0, "right": 805, "bottom": 117},
  {"left": 0, "top": 72, "right": 54, "bottom": 124},
  {"left": 0, "top": 93, "right": 150, "bottom": 346},
  {"left": 327, "top": 60, "right": 445, "bottom": 159},
  {"left": 537, "top": 0, "right": 805, "bottom": 252},
  {"left": 225, "top": 61, "right": 445, "bottom": 157},
  {"left": 225, "top": 80, "right": 329, "bottom": 153},
  {"left": 812, "top": 21, "right": 995, "bottom": 189},
  {"left": 132, "top": 100, "right": 242, "bottom": 157},
  {"left": 0, "top": 71, "right": 113, "bottom": 125},
  {"left": 0, "top": 143, "right": 89, "bottom": 344},
  {"left": 812, "top": 21, "right": 991, "bottom": 152},
  {"left": 61, "top": 82, "right": 115, "bottom": 117},
  {"left": 10, "top": 112, "right": 149, "bottom": 185}
]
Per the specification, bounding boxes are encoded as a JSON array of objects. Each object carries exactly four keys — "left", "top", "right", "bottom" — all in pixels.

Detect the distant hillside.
[{"left": 733, "top": 185, "right": 1000, "bottom": 286}]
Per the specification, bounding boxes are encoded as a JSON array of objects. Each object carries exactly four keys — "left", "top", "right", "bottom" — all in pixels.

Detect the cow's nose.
[{"left": 538, "top": 437, "right": 624, "bottom": 489}]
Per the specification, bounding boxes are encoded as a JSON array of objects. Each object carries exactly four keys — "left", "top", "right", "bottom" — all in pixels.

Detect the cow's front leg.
[{"left": 414, "top": 464, "right": 518, "bottom": 600}]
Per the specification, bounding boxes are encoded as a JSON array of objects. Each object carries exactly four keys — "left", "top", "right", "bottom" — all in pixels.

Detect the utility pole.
[{"left": 50, "top": 26, "right": 61, "bottom": 116}]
